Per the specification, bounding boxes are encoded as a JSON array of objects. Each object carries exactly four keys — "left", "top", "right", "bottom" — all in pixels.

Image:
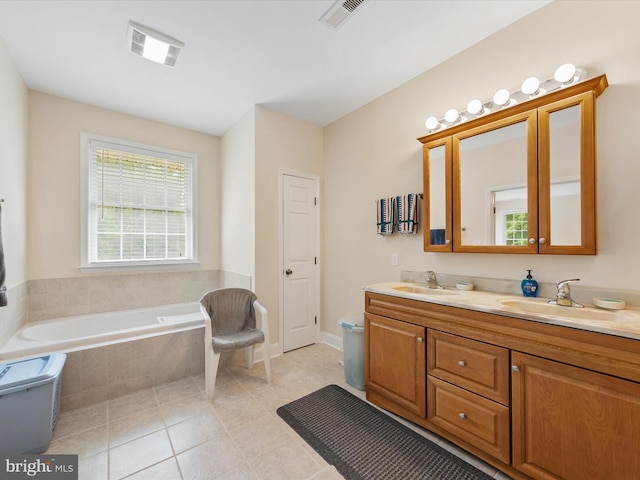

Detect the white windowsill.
[{"left": 78, "top": 260, "right": 200, "bottom": 273}]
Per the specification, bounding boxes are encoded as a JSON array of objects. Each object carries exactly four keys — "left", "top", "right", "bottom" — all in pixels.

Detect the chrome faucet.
[
  {"left": 426, "top": 271, "right": 443, "bottom": 289},
  {"left": 548, "top": 278, "right": 583, "bottom": 308}
]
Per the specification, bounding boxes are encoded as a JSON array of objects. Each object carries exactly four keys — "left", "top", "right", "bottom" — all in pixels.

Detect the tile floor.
[{"left": 47, "top": 343, "right": 511, "bottom": 479}]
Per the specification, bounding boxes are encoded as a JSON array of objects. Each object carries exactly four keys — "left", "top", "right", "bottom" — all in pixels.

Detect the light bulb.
[
  {"left": 521, "top": 77, "right": 540, "bottom": 96},
  {"left": 467, "top": 99, "right": 484, "bottom": 115},
  {"left": 554, "top": 63, "right": 576, "bottom": 84},
  {"left": 445, "top": 108, "right": 460, "bottom": 123},
  {"left": 425, "top": 117, "right": 440, "bottom": 131},
  {"left": 493, "top": 89, "right": 510, "bottom": 106}
]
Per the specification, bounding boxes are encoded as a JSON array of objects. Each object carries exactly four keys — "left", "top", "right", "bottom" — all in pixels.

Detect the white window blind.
[{"left": 83, "top": 135, "right": 196, "bottom": 267}]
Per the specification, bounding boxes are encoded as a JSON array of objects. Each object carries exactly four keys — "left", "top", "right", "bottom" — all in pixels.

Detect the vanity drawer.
[
  {"left": 428, "top": 329, "right": 509, "bottom": 405},
  {"left": 428, "top": 376, "right": 510, "bottom": 464}
]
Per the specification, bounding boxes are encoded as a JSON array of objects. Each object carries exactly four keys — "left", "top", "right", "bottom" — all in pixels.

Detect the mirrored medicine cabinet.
[{"left": 418, "top": 74, "right": 608, "bottom": 255}]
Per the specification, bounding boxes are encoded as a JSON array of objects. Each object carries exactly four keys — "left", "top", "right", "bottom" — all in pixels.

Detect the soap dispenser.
[{"left": 521, "top": 270, "right": 539, "bottom": 297}]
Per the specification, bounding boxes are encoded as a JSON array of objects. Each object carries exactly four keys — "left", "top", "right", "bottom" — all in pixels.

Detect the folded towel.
[
  {"left": 0, "top": 202, "right": 6, "bottom": 307},
  {"left": 396, "top": 193, "right": 420, "bottom": 234},
  {"left": 376, "top": 197, "right": 395, "bottom": 235}
]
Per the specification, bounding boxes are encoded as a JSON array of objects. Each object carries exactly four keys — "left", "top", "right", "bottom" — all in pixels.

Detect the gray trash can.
[
  {"left": 339, "top": 314, "right": 365, "bottom": 391},
  {"left": 0, "top": 353, "right": 66, "bottom": 454}
]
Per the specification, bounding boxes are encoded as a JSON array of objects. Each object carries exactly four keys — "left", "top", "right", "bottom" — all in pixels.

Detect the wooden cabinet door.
[
  {"left": 365, "top": 313, "right": 426, "bottom": 417},
  {"left": 512, "top": 352, "right": 640, "bottom": 480}
]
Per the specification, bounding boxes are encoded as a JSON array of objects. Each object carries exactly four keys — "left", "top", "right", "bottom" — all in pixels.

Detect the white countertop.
[{"left": 364, "top": 282, "right": 640, "bottom": 341}]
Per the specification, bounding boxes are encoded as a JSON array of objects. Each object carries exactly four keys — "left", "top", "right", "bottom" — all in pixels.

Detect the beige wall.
[
  {"left": 220, "top": 108, "right": 256, "bottom": 280},
  {"left": 254, "top": 106, "right": 323, "bottom": 345},
  {"left": 322, "top": 0, "right": 640, "bottom": 337},
  {"left": 0, "top": 35, "right": 29, "bottom": 344},
  {"left": 27, "top": 92, "right": 221, "bottom": 280},
  {"left": 0, "top": 36, "right": 28, "bottom": 286}
]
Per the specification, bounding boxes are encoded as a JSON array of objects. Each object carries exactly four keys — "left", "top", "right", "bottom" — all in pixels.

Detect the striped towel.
[
  {"left": 376, "top": 197, "right": 395, "bottom": 235},
  {"left": 396, "top": 193, "right": 420, "bottom": 234}
]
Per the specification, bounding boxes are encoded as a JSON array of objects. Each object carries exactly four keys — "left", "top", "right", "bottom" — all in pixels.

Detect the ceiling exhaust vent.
[{"left": 319, "top": 0, "right": 369, "bottom": 30}]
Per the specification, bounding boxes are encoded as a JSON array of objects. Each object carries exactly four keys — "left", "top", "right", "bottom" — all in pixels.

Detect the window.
[
  {"left": 504, "top": 211, "right": 528, "bottom": 246},
  {"left": 81, "top": 134, "right": 197, "bottom": 269}
]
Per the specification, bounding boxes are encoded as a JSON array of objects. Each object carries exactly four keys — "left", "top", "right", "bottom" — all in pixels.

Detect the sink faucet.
[
  {"left": 548, "top": 279, "right": 583, "bottom": 308},
  {"left": 426, "top": 271, "right": 443, "bottom": 289}
]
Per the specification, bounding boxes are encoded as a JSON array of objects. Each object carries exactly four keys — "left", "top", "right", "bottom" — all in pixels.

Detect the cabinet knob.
[
  {"left": 512, "top": 365, "right": 520, "bottom": 373},
  {"left": 458, "top": 360, "right": 466, "bottom": 367},
  {"left": 539, "top": 237, "right": 547, "bottom": 244},
  {"left": 417, "top": 337, "right": 424, "bottom": 343},
  {"left": 445, "top": 239, "right": 451, "bottom": 245},
  {"left": 528, "top": 238, "right": 536, "bottom": 244},
  {"left": 458, "top": 413, "right": 466, "bottom": 420}
]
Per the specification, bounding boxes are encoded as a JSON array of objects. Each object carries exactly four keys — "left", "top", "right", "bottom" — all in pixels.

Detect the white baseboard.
[{"left": 320, "top": 331, "right": 343, "bottom": 351}]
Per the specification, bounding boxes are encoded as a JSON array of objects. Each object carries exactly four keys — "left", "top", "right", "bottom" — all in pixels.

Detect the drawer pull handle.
[
  {"left": 417, "top": 337, "right": 424, "bottom": 343},
  {"left": 512, "top": 365, "right": 520, "bottom": 373},
  {"left": 458, "top": 360, "right": 466, "bottom": 367},
  {"left": 458, "top": 413, "right": 466, "bottom": 420}
]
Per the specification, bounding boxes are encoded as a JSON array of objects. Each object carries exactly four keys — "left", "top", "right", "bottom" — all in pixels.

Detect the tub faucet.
[
  {"left": 548, "top": 278, "right": 583, "bottom": 308},
  {"left": 426, "top": 271, "right": 443, "bottom": 289}
]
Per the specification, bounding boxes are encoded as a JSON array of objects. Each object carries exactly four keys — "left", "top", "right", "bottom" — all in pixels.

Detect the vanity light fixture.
[
  {"left": 492, "top": 89, "right": 512, "bottom": 107},
  {"left": 425, "top": 116, "right": 441, "bottom": 131},
  {"left": 424, "top": 63, "right": 586, "bottom": 133},
  {"left": 128, "top": 22, "right": 184, "bottom": 66}
]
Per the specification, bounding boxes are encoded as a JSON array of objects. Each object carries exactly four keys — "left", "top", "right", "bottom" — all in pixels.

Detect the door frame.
[{"left": 278, "top": 169, "right": 320, "bottom": 352}]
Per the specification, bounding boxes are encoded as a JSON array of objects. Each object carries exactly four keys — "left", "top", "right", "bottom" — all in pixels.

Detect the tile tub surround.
[
  {"left": 27, "top": 269, "right": 251, "bottom": 322},
  {"left": 0, "top": 281, "right": 28, "bottom": 346},
  {"left": 60, "top": 327, "right": 205, "bottom": 412},
  {"left": 47, "top": 344, "right": 508, "bottom": 480}
]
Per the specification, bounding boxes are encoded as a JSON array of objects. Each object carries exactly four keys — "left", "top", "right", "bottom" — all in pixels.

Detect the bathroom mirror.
[
  {"left": 423, "top": 138, "right": 452, "bottom": 251},
  {"left": 453, "top": 110, "right": 538, "bottom": 253}
]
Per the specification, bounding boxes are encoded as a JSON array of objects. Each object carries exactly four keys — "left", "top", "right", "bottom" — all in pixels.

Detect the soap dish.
[
  {"left": 593, "top": 297, "right": 626, "bottom": 310},
  {"left": 456, "top": 282, "right": 474, "bottom": 291}
]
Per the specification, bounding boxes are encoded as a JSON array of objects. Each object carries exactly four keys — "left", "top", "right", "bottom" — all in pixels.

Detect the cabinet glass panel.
[
  {"left": 548, "top": 105, "right": 581, "bottom": 246},
  {"left": 458, "top": 120, "right": 529, "bottom": 247}
]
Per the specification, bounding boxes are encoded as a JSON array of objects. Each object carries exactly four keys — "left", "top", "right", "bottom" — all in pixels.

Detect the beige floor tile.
[
  {"left": 108, "top": 388, "right": 158, "bottom": 422},
  {"left": 109, "top": 430, "right": 174, "bottom": 479},
  {"left": 177, "top": 435, "right": 245, "bottom": 480},
  {"left": 55, "top": 401, "right": 108, "bottom": 439},
  {"left": 214, "top": 462, "right": 258, "bottom": 480},
  {"left": 306, "top": 465, "right": 344, "bottom": 480},
  {"left": 167, "top": 409, "right": 227, "bottom": 454},
  {"left": 159, "top": 395, "right": 214, "bottom": 427},
  {"left": 154, "top": 377, "right": 203, "bottom": 405},
  {"left": 249, "top": 442, "right": 321, "bottom": 480},
  {"left": 211, "top": 394, "right": 270, "bottom": 431},
  {"left": 109, "top": 405, "right": 165, "bottom": 448},
  {"left": 78, "top": 451, "right": 108, "bottom": 480},
  {"left": 124, "top": 457, "right": 183, "bottom": 480},
  {"left": 46, "top": 424, "right": 108, "bottom": 459},
  {"left": 227, "top": 414, "right": 293, "bottom": 460}
]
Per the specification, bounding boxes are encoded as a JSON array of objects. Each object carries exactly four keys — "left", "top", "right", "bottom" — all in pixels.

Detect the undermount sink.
[
  {"left": 499, "top": 299, "right": 617, "bottom": 322},
  {"left": 391, "top": 285, "right": 458, "bottom": 296}
]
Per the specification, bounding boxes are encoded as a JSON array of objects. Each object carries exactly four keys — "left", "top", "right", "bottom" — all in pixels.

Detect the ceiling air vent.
[{"left": 319, "top": 0, "right": 369, "bottom": 31}]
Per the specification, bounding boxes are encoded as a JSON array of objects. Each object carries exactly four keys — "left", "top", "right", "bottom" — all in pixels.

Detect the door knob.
[{"left": 285, "top": 269, "right": 293, "bottom": 276}]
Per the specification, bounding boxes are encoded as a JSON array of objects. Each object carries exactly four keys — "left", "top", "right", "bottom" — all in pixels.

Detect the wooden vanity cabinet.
[
  {"left": 364, "top": 313, "right": 426, "bottom": 419},
  {"left": 512, "top": 352, "right": 640, "bottom": 480},
  {"left": 365, "top": 291, "right": 640, "bottom": 480}
]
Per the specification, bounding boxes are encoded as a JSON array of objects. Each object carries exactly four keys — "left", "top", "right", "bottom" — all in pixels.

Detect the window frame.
[{"left": 80, "top": 133, "right": 198, "bottom": 271}]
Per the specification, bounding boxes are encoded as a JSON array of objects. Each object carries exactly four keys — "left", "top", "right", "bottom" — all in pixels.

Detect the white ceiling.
[{"left": 0, "top": 0, "right": 550, "bottom": 136}]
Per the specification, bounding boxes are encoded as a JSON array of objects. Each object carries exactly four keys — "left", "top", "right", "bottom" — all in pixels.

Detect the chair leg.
[
  {"left": 245, "top": 345, "right": 254, "bottom": 369},
  {"left": 205, "top": 346, "right": 221, "bottom": 402},
  {"left": 262, "top": 342, "right": 272, "bottom": 384}
]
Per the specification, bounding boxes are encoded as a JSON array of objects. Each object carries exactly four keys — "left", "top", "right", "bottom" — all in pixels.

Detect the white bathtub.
[{"left": 0, "top": 302, "right": 206, "bottom": 361}]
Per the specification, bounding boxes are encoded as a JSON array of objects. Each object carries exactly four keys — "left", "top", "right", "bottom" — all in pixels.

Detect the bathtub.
[{"left": 0, "top": 302, "right": 206, "bottom": 361}]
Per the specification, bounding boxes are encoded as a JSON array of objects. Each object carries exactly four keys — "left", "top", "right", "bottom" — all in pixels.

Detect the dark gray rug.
[{"left": 276, "top": 384, "right": 495, "bottom": 480}]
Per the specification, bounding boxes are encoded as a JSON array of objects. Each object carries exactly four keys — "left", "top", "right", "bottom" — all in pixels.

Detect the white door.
[{"left": 282, "top": 173, "right": 318, "bottom": 352}]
